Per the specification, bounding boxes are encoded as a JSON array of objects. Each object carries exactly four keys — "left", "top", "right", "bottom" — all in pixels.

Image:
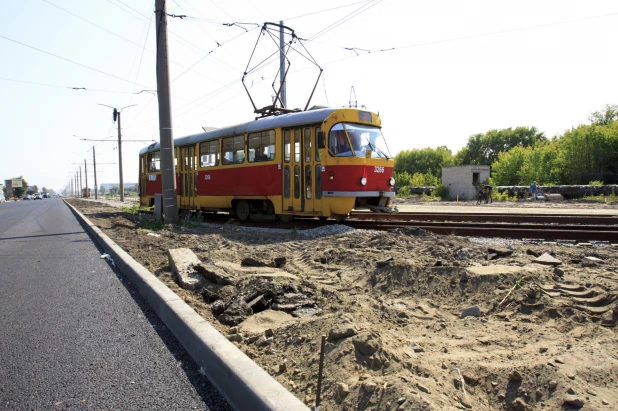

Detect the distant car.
[
  {"left": 23, "top": 194, "right": 31, "bottom": 200},
  {"left": 0, "top": 196, "right": 6, "bottom": 203},
  {"left": 34, "top": 193, "right": 42, "bottom": 200}
]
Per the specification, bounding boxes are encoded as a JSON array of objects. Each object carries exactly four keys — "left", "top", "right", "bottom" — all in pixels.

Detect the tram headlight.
[
  {"left": 360, "top": 177, "right": 367, "bottom": 186},
  {"left": 389, "top": 177, "right": 395, "bottom": 187}
]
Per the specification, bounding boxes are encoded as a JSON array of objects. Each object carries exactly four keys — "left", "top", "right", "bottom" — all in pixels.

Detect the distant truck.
[{"left": 82, "top": 188, "right": 92, "bottom": 198}]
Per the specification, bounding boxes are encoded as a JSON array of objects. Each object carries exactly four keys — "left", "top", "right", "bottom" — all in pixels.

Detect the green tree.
[
  {"left": 454, "top": 127, "right": 546, "bottom": 166},
  {"left": 11, "top": 177, "right": 29, "bottom": 198},
  {"left": 490, "top": 147, "right": 527, "bottom": 185},
  {"left": 517, "top": 140, "right": 561, "bottom": 185},
  {"left": 555, "top": 120, "right": 618, "bottom": 184},
  {"left": 588, "top": 104, "right": 617, "bottom": 126},
  {"left": 394, "top": 146, "right": 453, "bottom": 179},
  {"left": 490, "top": 140, "right": 561, "bottom": 185},
  {"left": 99, "top": 186, "right": 106, "bottom": 195}
]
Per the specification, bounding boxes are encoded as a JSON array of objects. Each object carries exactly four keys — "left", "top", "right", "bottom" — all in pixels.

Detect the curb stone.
[{"left": 64, "top": 200, "right": 308, "bottom": 411}]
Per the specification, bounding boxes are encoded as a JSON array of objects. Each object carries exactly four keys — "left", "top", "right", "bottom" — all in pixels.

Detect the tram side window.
[
  {"left": 315, "top": 127, "right": 321, "bottom": 162},
  {"left": 222, "top": 135, "right": 245, "bottom": 164},
  {"left": 304, "top": 128, "right": 311, "bottom": 162},
  {"left": 284, "top": 131, "right": 291, "bottom": 162},
  {"left": 248, "top": 130, "right": 275, "bottom": 163},
  {"left": 329, "top": 124, "right": 351, "bottom": 156},
  {"left": 293, "top": 165, "right": 300, "bottom": 199},
  {"left": 283, "top": 166, "right": 290, "bottom": 198},
  {"left": 305, "top": 165, "right": 312, "bottom": 199},
  {"left": 315, "top": 164, "right": 322, "bottom": 199},
  {"left": 200, "top": 140, "right": 219, "bottom": 167},
  {"left": 294, "top": 129, "right": 301, "bottom": 162},
  {"left": 148, "top": 151, "right": 160, "bottom": 172}
]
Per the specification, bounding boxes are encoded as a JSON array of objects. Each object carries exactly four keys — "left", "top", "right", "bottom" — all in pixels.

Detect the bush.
[
  {"left": 492, "top": 190, "right": 518, "bottom": 201},
  {"left": 122, "top": 203, "right": 151, "bottom": 215},
  {"left": 397, "top": 186, "right": 412, "bottom": 198},
  {"left": 588, "top": 180, "right": 604, "bottom": 185},
  {"left": 393, "top": 171, "right": 412, "bottom": 187},
  {"left": 138, "top": 214, "right": 164, "bottom": 231},
  {"left": 433, "top": 184, "right": 449, "bottom": 199}
]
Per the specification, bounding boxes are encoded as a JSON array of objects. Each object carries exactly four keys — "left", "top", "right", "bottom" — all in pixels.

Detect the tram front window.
[{"left": 328, "top": 123, "right": 391, "bottom": 158}]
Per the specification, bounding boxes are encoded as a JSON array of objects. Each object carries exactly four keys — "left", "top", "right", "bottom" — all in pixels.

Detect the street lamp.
[{"left": 98, "top": 104, "right": 137, "bottom": 202}]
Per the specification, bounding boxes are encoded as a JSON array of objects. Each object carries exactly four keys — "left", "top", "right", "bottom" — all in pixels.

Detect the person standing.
[
  {"left": 484, "top": 184, "right": 493, "bottom": 203},
  {"left": 530, "top": 181, "right": 537, "bottom": 200}
]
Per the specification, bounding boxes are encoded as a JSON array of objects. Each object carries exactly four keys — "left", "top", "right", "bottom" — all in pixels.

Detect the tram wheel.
[
  {"left": 277, "top": 214, "right": 294, "bottom": 222},
  {"left": 236, "top": 200, "right": 251, "bottom": 220},
  {"left": 318, "top": 216, "right": 328, "bottom": 222}
]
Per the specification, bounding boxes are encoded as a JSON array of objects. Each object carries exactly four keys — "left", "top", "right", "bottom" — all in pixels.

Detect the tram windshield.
[{"left": 328, "top": 123, "right": 391, "bottom": 159}]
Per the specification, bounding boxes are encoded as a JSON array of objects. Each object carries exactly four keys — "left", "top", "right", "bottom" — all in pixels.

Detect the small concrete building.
[{"left": 442, "top": 165, "right": 490, "bottom": 200}]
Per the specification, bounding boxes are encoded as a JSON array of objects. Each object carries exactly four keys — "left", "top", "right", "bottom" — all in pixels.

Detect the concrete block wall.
[{"left": 442, "top": 165, "right": 491, "bottom": 200}]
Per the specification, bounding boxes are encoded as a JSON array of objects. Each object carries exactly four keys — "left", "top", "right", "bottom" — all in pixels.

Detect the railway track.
[
  {"left": 170, "top": 210, "right": 618, "bottom": 243},
  {"left": 349, "top": 211, "right": 618, "bottom": 225}
]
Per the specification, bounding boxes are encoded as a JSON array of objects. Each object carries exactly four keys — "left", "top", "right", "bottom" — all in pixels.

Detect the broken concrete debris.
[
  {"left": 194, "top": 262, "right": 236, "bottom": 285},
  {"left": 533, "top": 253, "right": 563, "bottom": 266},
  {"left": 461, "top": 305, "right": 482, "bottom": 319},
  {"left": 167, "top": 248, "right": 205, "bottom": 290},
  {"left": 328, "top": 327, "right": 357, "bottom": 342},
  {"left": 169, "top": 250, "right": 321, "bottom": 326}
]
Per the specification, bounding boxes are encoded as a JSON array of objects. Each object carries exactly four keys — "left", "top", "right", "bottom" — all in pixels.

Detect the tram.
[{"left": 138, "top": 107, "right": 396, "bottom": 221}]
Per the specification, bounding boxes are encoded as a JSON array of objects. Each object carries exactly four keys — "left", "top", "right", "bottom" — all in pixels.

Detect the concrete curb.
[{"left": 64, "top": 200, "right": 309, "bottom": 411}]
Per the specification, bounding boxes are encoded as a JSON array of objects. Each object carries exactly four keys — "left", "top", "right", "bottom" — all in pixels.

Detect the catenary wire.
[
  {"left": 280, "top": 0, "right": 372, "bottom": 22},
  {"left": 127, "top": 6, "right": 154, "bottom": 107},
  {"left": 0, "top": 34, "right": 154, "bottom": 89}
]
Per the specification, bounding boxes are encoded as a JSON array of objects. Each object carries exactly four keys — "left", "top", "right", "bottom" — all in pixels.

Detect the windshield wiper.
[{"left": 366, "top": 141, "right": 389, "bottom": 159}]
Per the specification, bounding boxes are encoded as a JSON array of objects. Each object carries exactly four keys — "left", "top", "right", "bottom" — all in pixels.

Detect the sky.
[{"left": 1, "top": 0, "right": 617, "bottom": 193}]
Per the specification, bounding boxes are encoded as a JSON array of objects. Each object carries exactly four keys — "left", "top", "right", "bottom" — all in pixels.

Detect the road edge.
[{"left": 64, "top": 200, "right": 309, "bottom": 411}]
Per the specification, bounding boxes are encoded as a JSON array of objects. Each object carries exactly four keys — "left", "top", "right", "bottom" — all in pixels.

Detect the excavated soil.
[{"left": 66, "top": 198, "right": 618, "bottom": 411}]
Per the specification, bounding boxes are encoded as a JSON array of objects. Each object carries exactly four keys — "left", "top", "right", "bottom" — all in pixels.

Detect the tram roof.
[{"left": 139, "top": 108, "right": 340, "bottom": 155}]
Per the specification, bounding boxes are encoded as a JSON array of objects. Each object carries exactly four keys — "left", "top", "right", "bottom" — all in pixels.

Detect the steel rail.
[
  {"left": 349, "top": 211, "right": 618, "bottom": 225},
  {"left": 343, "top": 221, "right": 618, "bottom": 242}
]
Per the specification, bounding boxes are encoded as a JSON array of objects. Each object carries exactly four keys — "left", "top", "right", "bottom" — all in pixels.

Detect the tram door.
[
  {"left": 282, "top": 128, "right": 315, "bottom": 214},
  {"left": 179, "top": 145, "right": 196, "bottom": 208}
]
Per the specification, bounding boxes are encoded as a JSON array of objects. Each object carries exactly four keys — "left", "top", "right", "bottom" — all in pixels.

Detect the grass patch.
[
  {"left": 138, "top": 214, "right": 164, "bottom": 231},
  {"left": 420, "top": 193, "right": 441, "bottom": 202},
  {"left": 492, "top": 191, "right": 518, "bottom": 202},
  {"left": 582, "top": 187, "right": 617, "bottom": 203},
  {"left": 122, "top": 203, "right": 152, "bottom": 215}
]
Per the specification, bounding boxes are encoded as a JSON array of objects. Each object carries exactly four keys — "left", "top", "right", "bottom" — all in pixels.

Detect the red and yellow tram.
[{"left": 138, "top": 108, "right": 396, "bottom": 221}]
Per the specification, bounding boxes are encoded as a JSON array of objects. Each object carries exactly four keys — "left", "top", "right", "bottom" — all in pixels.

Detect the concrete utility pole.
[
  {"left": 79, "top": 166, "right": 82, "bottom": 198},
  {"left": 84, "top": 159, "right": 88, "bottom": 198},
  {"left": 115, "top": 109, "right": 123, "bottom": 202},
  {"left": 98, "top": 104, "right": 136, "bottom": 202},
  {"left": 155, "top": 0, "right": 178, "bottom": 222},
  {"left": 92, "top": 146, "right": 98, "bottom": 199},
  {"left": 279, "top": 21, "right": 287, "bottom": 108}
]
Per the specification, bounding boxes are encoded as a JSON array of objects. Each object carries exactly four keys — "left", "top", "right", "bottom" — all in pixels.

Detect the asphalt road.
[{"left": 0, "top": 198, "right": 231, "bottom": 410}]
